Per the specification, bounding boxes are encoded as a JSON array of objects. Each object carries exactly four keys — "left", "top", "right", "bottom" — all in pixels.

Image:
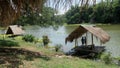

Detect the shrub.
[
  {"left": 22, "top": 34, "right": 35, "bottom": 42},
  {"left": 55, "top": 44, "right": 62, "bottom": 52},
  {"left": 0, "top": 39, "right": 19, "bottom": 47},
  {"left": 42, "top": 36, "right": 50, "bottom": 47},
  {"left": 100, "top": 52, "right": 112, "bottom": 64}
]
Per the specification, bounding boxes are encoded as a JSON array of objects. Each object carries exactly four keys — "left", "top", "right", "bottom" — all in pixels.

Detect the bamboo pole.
[
  {"left": 75, "top": 39, "right": 78, "bottom": 47},
  {"left": 86, "top": 32, "right": 88, "bottom": 46},
  {"left": 75, "top": 39, "right": 77, "bottom": 47},
  {"left": 91, "top": 34, "right": 95, "bottom": 49},
  {"left": 91, "top": 34, "right": 94, "bottom": 45}
]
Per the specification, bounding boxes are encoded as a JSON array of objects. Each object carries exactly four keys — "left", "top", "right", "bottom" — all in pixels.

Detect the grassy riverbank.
[{"left": 0, "top": 35, "right": 119, "bottom": 68}]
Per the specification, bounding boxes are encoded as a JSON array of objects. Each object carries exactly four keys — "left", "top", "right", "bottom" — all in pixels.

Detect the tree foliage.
[
  {"left": 13, "top": 7, "right": 66, "bottom": 27},
  {"left": 65, "top": 0, "right": 120, "bottom": 24},
  {"left": 22, "top": 34, "right": 35, "bottom": 42},
  {"left": 0, "top": 0, "right": 45, "bottom": 26},
  {"left": 0, "top": 0, "right": 112, "bottom": 26}
]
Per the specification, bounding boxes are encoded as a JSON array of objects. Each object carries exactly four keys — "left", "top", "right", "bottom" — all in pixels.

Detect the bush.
[
  {"left": 55, "top": 44, "right": 62, "bottom": 52},
  {"left": 42, "top": 36, "right": 50, "bottom": 47},
  {"left": 22, "top": 34, "right": 35, "bottom": 42},
  {"left": 100, "top": 52, "right": 112, "bottom": 64},
  {"left": 0, "top": 39, "right": 19, "bottom": 47}
]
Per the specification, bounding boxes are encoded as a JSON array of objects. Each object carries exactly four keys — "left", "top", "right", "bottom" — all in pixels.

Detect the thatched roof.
[
  {"left": 6, "top": 25, "right": 24, "bottom": 35},
  {"left": 65, "top": 25, "right": 110, "bottom": 44}
]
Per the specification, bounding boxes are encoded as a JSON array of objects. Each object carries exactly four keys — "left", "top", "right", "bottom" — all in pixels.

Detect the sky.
[{"left": 57, "top": 0, "right": 102, "bottom": 15}]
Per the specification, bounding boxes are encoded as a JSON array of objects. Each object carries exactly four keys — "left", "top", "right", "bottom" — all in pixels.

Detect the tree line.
[
  {"left": 13, "top": 7, "right": 66, "bottom": 27},
  {"left": 1, "top": 0, "right": 118, "bottom": 26},
  {"left": 13, "top": 0, "right": 120, "bottom": 27},
  {"left": 65, "top": 0, "right": 120, "bottom": 24}
]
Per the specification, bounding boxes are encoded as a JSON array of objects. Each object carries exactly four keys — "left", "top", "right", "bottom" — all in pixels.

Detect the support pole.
[
  {"left": 75, "top": 39, "right": 76, "bottom": 47},
  {"left": 91, "top": 34, "right": 94, "bottom": 45},
  {"left": 75, "top": 39, "right": 78, "bottom": 47},
  {"left": 86, "top": 32, "right": 88, "bottom": 46},
  {"left": 91, "top": 34, "right": 94, "bottom": 49}
]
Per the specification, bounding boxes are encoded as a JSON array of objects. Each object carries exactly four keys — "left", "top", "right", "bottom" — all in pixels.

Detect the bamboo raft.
[{"left": 66, "top": 45, "right": 105, "bottom": 58}]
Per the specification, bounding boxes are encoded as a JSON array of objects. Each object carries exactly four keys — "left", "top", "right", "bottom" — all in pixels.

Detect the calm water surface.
[{"left": 20, "top": 25, "right": 120, "bottom": 57}]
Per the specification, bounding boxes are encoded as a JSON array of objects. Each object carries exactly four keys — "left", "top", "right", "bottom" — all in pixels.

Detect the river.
[
  {"left": 0, "top": 24, "right": 120, "bottom": 57},
  {"left": 23, "top": 24, "right": 120, "bottom": 57}
]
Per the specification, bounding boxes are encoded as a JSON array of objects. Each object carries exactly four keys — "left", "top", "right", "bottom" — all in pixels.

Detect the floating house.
[
  {"left": 65, "top": 25, "right": 110, "bottom": 58},
  {"left": 6, "top": 25, "right": 24, "bottom": 36}
]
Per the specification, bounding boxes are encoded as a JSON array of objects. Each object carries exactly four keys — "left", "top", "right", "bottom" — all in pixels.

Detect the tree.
[
  {"left": 14, "top": 7, "right": 56, "bottom": 26},
  {"left": 113, "top": 0, "right": 120, "bottom": 23},
  {"left": 65, "top": 5, "right": 93, "bottom": 24},
  {"left": 65, "top": 0, "right": 120, "bottom": 24},
  {"left": 0, "top": 0, "right": 45, "bottom": 26},
  {"left": 65, "top": 5, "right": 81, "bottom": 24},
  {"left": 13, "top": 6, "right": 67, "bottom": 27},
  {"left": 0, "top": 0, "right": 114, "bottom": 26}
]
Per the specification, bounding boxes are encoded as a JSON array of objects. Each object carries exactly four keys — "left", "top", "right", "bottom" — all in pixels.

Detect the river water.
[
  {"left": 24, "top": 25, "right": 120, "bottom": 57},
  {"left": 1, "top": 25, "right": 120, "bottom": 57}
]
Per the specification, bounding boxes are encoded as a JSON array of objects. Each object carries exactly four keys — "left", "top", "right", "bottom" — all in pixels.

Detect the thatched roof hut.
[
  {"left": 6, "top": 25, "right": 24, "bottom": 35},
  {"left": 65, "top": 25, "right": 110, "bottom": 45}
]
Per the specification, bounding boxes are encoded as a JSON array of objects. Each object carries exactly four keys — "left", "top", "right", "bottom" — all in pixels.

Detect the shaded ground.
[{"left": 0, "top": 48, "right": 50, "bottom": 68}]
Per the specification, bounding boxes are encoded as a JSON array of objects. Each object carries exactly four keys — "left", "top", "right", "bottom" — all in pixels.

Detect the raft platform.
[{"left": 66, "top": 45, "right": 105, "bottom": 58}]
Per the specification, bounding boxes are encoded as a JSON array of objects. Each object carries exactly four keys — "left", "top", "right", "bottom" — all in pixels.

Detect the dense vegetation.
[
  {"left": 65, "top": 0, "right": 120, "bottom": 24},
  {"left": 22, "top": 34, "right": 35, "bottom": 42},
  {"left": 12, "top": 0, "right": 120, "bottom": 26},
  {"left": 13, "top": 7, "right": 66, "bottom": 27},
  {"left": 0, "top": 0, "right": 101, "bottom": 26},
  {"left": 0, "top": 39, "right": 19, "bottom": 47}
]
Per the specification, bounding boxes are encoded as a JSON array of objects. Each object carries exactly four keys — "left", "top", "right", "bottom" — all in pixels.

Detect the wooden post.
[
  {"left": 75, "top": 39, "right": 77, "bottom": 47},
  {"left": 76, "top": 39, "right": 78, "bottom": 46},
  {"left": 86, "top": 32, "right": 88, "bottom": 46},
  {"left": 91, "top": 34, "right": 95, "bottom": 49},
  {"left": 75, "top": 39, "right": 78, "bottom": 47},
  {"left": 91, "top": 34, "right": 94, "bottom": 45}
]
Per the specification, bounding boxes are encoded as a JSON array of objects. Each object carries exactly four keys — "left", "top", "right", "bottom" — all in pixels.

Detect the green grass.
[
  {"left": 0, "top": 35, "right": 119, "bottom": 68},
  {"left": 32, "top": 57, "right": 115, "bottom": 68},
  {"left": 17, "top": 56, "right": 119, "bottom": 68}
]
